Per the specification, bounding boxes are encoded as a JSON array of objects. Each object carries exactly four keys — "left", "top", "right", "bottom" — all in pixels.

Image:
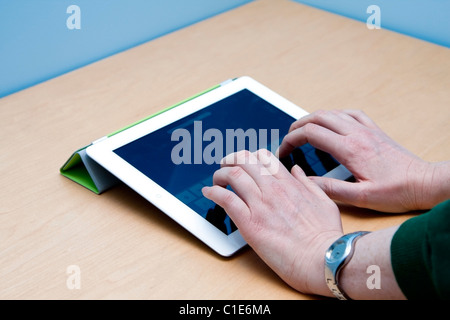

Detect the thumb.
[{"left": 308, "top": 176, "right": 365, "bottom": 207}]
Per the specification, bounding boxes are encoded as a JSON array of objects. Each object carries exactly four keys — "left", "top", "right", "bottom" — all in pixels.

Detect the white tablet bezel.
[{"left": 86, "top": 76, "right": 351, "bottom": 256}]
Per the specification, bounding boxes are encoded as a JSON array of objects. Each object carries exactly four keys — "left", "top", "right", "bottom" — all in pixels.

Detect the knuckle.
[
  {"left": 229, "top": 166, "right": 244, "bottom": 179},
  {"left": 314, "top": 109, "right": 327, "bottom": 115},
  {"left": 256, "top": 148, "right": 271, "bottom": 158},
  {"left": 330, "top": 109, "right": 342, "bottom": 116},
  {"left": 282, "top": 133, "right": 295, "bottom": 146},
  {"left": 223, "top": 191, "right": 237, "bottom": 206},
  {"left": 314, "top": 109, "right": 328, "bottom": 120},
  {"left": 238, "top": 150, "right": 251, "bottom": 157},
  {"left": 289, "top": 121, "right": 300, "bottom": 132},
  {"left": 302, "top": 122, "right": 317, "bottom": 135},
  {"left": 236, "top": 150, "right": 251, "bottom": 162}
]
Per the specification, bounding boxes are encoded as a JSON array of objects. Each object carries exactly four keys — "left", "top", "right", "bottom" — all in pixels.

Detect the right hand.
[{"left": 276, "top": 109, "right": 439, "bottom": 213}]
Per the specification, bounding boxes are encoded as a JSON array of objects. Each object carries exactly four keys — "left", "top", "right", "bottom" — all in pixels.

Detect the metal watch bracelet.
[{"left": 324, "top": 231, "right": 371, "bottom": 300}]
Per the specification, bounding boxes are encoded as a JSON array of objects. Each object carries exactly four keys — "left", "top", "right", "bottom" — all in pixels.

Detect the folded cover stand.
[{"left": 60, "top": 82, "right": 225, "bottom": 194}]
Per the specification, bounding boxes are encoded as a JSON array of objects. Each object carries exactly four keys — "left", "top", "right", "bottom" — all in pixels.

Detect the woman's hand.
[
  {"left": 277, "top": 109, "right": 446, "bottom": 213},
  {"left": 202, "top": 149, "right": 342, "bottom": 296}
]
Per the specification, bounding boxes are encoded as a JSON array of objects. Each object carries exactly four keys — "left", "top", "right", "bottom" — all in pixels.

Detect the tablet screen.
[{"left": 113, "top": 89, "right": 339, "bottom": 235}]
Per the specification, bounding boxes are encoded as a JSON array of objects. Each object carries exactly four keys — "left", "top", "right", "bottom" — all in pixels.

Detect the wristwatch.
[{"left": 324, "top": 231, "right": 370, "bottom": 300}]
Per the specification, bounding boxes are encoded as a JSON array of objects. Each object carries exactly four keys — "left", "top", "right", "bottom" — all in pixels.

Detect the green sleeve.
[{"left": 391, "top": 199, "right": 450, "bottom": 299}]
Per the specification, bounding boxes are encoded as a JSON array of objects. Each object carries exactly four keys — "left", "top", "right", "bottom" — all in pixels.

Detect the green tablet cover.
[{"left": 60, "top": 82, "right": 225, "bottom": 194}]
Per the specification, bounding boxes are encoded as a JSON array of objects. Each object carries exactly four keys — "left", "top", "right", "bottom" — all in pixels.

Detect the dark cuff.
[{"left": 390, "top": 213, "right": 438, "bottom": 300}]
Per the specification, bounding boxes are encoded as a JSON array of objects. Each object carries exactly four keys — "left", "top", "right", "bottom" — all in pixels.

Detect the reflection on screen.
[{"left": 114, "top": 89, "right": 339, "bottom": 235}]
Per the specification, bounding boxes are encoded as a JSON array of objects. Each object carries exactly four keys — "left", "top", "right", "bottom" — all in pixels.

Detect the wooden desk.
[{"left": 1, "top": 0, "right": 449, "bottom": 299}]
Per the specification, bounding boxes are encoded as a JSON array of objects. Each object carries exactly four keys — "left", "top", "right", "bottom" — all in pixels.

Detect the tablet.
[{"left": 86, "top": 76, "right": 352, "bottom": 256}]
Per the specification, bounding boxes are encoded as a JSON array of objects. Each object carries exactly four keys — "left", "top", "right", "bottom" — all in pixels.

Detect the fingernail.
[{"left": 292, "top": 164, "right": 305, "bottom": 176}]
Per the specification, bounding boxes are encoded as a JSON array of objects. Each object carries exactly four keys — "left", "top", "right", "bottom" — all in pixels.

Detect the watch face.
[{"left": 325, "top": 239, "right": 349, "bottom": 264}]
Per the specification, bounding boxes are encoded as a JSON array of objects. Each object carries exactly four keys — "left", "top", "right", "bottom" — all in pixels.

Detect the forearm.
[{"left": 339, "top": 226, "right": 406, "bottom": 300}]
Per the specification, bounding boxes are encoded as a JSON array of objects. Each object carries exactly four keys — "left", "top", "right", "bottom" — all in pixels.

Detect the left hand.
[{"left": 202, "top": 149, "right": 343, "bottom": 296}]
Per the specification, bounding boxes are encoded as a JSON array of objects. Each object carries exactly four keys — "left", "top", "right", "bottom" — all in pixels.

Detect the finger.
[
  {"left": 308, "top": 176, "right": 366, "bottom": 207},
  {"left": 277, "top": 123, "right": 344, "bottom": 159},
  {"left": 288, "top": 110, "right": 358, "bottom": 135},
  {"left": 212, "top": 166, "right": 261, "bottom": 204},
  {"left": 202, "top": 186, "right": 249, "bottom": 226},
  {"left": 291, "top": 165, "right": 330, "bottom": 198},
  {"left": 221, "top": 150, "right": 256, "bottom": 166},
  {"left": 221, "top": 150, "right": 273, "bottom": 185},
  {"left": 341, "top": 109, "right": 379, "bottom": 129},
  {"left": 254, "top": 149, "right": 289, "bottom": 179}
]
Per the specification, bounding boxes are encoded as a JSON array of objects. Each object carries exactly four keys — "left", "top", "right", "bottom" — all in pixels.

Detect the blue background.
[
  {"left": 1, "top": 0, "right": 449, "bottom": 98},
  {"left": 0, "top": 0, "right": 252, "bottom": 98},
  {"left": 292, "top": 0, "right": 450, "bottom": 48}
]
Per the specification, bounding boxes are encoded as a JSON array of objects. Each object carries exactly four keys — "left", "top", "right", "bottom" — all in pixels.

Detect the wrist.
[
  {"left": 425, "top": 161, "right": 450, "bottom": 208},
  {"left": 407, "top": 160, "right": 450, "bottom": 211},
  {"left": 298, "top": 232, "right": 343, "bottom": 298}
]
